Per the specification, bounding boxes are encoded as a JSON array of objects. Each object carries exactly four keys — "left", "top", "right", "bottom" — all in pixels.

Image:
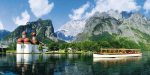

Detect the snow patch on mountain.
[{"left": 58, "top": 19, "right": 86, "bottom": 36}]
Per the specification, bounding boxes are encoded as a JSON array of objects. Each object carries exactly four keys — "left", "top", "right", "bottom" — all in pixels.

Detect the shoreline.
[{"left": 5, "top": 50, "right": 93, "bottom": 54}]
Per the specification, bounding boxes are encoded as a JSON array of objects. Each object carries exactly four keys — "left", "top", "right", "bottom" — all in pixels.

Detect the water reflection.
[
  {"left": 93, "top": 57, "right": 142, "bottom": 64},
  {"left": 15, "top": 54, "right": 93, "bottom": 75},
  {"left": 92, "top": 51, "right": 150, "bottom": 75},
  {"left": 16, "top": 54, "right": 39, "bottom": 64},
  {"left": 0, "top": 52, "right": 149, "bottom": 75},
  {"left": 16, "top": 54, "right": 51, "bottom": 75}
]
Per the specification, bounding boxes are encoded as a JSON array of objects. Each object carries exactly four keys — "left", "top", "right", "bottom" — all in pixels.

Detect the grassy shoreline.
[
  {"left": 6, "top": 50, "right": 16, "bottom": 53},
  {"left": 6, "top": 50, "right": 93, "bottom": 54}
]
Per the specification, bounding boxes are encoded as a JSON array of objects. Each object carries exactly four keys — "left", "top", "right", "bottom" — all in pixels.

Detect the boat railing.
[{"left": 95, "top": 48, "right": 141, "bottom": 55}]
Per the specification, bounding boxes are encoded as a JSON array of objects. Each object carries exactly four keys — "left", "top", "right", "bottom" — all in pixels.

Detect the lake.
[{"left": 0, "top": 51, "right": 150, "bottom": 75}]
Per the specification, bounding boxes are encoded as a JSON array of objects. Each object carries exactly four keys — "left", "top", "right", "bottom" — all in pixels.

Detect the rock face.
[
  {"left": 0, "top": 30, "right": 10, "bottom": 40},
  {"left": 55, "top": 30, "right": 74, "bottom": 42},
  {"left": 59, "top": 19, "right": 86, "bottom": 36},
  {"left": 4, "top": 19, "right": 57, "bottom": 43},
  {"left": 59, "top": 11, "right": 132, "bottom": 38},
  {"left": 75, "top": 12, "right": 150, "bottom": 44}
]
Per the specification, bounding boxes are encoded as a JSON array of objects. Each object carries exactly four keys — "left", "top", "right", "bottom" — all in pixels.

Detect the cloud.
[
  {"left": 144, "top": 0, "right": 150, "bottom": 13},
  {"left": 69, "top": 2, "right": 90, "bottom": 20},
  {"left": 85, "top": 0, "right": 141, "bottom": 18},
  {"left": 13, "top": 10, "right": 30, "bottom": 26},
  {"left": 98, "top": 0, "right": 140, "bottom": 12},
  {"left": 28, "top": 0, "right": 54, "bottom": 18},
  {"left": 69, "top": 0, "right": 140, "bottom": 20},
  {"left": 59, "top": 2, "right": 89, "bottom": 36},
  {"left": 0, "top": 21, "right": 4, "bottom": 30}
]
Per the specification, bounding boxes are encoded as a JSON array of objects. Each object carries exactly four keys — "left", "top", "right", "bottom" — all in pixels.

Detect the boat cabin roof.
[{"left": 101, "top": 49, "right": 141, "bottom": 51}]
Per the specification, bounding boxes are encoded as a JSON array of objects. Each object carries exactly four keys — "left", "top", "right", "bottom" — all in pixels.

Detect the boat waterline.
[
  {"left": 93, "top": 56, "right": 142, "bottom": 62},
  {"left": 93, "top": 53, "right": 142, "bottom": 58}
]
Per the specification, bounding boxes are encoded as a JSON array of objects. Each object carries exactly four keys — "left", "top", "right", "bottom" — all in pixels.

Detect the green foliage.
[
  {"left": 57, "top": 32, "right": 141, "bottom": 51},
  {"left": 42, "top": 37, "right": 54, "bottom": 44},
  {"left": 46, "top": 30, "right": 150, "bottom": 51},
  {"left": 139, "top": 42, "right": 150, "bottom": 51},
  {"left": 7, "top": 43, "right": 16, "bottom": 50},
  {"left": 132, "top": 28, "right": 150, "bottom": 43},
  {"left": 65, "top": 49, "right": 68, "bottom": 53},
  {"left": 38, "top": 44, "right": 43, "bottom": 51},
  {"left": 48, "top": 42, "right": 59, "bottom": 51},
  {"left": 91, "top": 32, "right": 113, "bottom": 41}
]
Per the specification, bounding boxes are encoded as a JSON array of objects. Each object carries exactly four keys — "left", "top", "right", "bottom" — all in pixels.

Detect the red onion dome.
[
  {"left": 24, "top": 38, "right": 31, "bottom": 44},
  {"left": 31, "top": 32, "right": 36, "bottom": 36},
  {"left": 17, "top": 38, "right": 23, "bottom": 44},
  {"left": 22, "top": 31, "right": 26, "bottom": 35}
]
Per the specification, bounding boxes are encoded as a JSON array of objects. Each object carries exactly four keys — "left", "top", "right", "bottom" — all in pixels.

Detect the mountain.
[
  {"left": 0, "top": 30, "right": 10, "bottom": 40},
  {"left": 75, "top": 12, "right": 150, "bottom": 49},
  {"left": 55, "top": 30, "right": 74, "bottom": 42},
  {"left": 59, "top": 10, "right": 130, "bottom": 38},
  {"left": 59, "top": 19, "right": 86, "bottom": 36},
  {"left": 4, "top": 19, "right": 58, "bottom": 44},
  {"left": 107, "top": 10, "right": 122, "bottom": 20},
  {"left": 121, "top": 11, "right": 133, "bottom": 19},
  {"left": 75, "top": 12, "right": 121, "bottom": 41}
]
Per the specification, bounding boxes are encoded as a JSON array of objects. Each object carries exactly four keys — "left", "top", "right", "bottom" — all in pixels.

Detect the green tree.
[{"left": 39, "top": 44, "right": 43, "bottom": 52}]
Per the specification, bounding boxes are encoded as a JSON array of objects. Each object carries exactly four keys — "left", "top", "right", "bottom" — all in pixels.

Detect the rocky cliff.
[
  {"left": 75, "top": 12, "right": 150, "bottom": 45},
  {"left": 4, "top": 19, "right": 57, "bottom": 44}
]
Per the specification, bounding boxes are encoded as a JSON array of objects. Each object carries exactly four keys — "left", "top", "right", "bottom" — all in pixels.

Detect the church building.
[{"left": 17, "top": 31, "right": 40, "bottom": 53}]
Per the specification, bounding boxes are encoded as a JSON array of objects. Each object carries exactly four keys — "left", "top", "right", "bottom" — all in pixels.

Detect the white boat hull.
[{"left": 93, "top": 53, "right": 142, "bottom": 58}]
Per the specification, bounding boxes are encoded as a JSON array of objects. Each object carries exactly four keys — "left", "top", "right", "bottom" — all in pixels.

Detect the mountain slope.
[
  {"left": 75, "top": 12, "right": 150, "bottom": 49},
  {"left": 4, "top": 19, "right": 57, "bottom": 44},
  {"left": 0, "top": 30, "right": 10, "bottom": 40},
  {"left": 55, "top": 31, "right": 74, "bottom": 42},
  {"left": 59, "top": 19, "right": 86, "bottom": 36},
  {"left": 75, "top": 12, "right": 122, "bottom": 41}
]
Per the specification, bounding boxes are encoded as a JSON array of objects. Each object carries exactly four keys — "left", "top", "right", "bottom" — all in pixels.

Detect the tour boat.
[
  {"left": 93, "top": 49, "right": 142, "bottom": 58},
  {"left": 93, "top": 57, "right": 142, "bottom": 62}
]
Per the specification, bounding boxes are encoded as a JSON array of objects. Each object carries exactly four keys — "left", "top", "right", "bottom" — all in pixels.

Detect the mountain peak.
[
  {"left": 75, "top": 12, "right": 150, "bottom": 44},
  {"left": 4, "top": 19, "right": 57, "bottom": 44},
  {"left": 130, "top": 13, "right": 144, "bottom": 19},
  {"left": 108, "top": 10, "right": 122, "bottom": 20},
  {"left": 59, "top": 19, "right": 86, "bottom": 36},
  {"left": 0, "top": 30, "right": 10, "bottom": 40}
]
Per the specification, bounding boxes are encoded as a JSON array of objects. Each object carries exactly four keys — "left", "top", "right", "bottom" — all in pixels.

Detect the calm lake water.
[{"left": 0, "top": 51, "right": 150, "bottom": 75}]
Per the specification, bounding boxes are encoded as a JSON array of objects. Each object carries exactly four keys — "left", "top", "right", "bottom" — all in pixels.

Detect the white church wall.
[
  {"left": 17, "top": 44, "right": 24, "bottom": 53},
  {"left": 24, "top": 44, "right": 32, "bottom": 53}
]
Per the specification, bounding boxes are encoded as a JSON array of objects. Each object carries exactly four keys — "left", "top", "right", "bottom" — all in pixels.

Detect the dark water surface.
[{"left": 0, "top": 51, "right": 150, "bottom": 75}]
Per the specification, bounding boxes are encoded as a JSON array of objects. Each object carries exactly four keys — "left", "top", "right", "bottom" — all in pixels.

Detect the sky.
[{"left": 0, "top": 0, "right": 150, "bottom": 32}]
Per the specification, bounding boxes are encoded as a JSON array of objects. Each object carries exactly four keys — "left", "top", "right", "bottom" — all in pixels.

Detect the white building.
[{"left": 16, "top": 31, "right": 40, "bottom": 53}]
